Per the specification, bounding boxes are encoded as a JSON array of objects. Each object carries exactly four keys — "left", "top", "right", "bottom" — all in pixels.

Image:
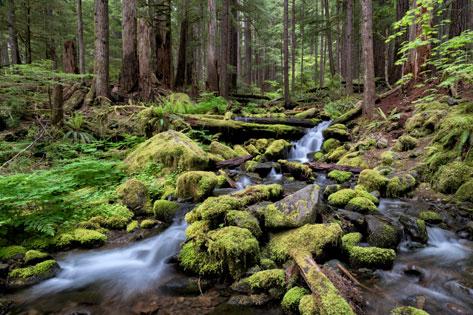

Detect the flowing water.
[
  {"left": 235, "top": 175, "right": 253, "bottom": 190},
  {"left": 267, "top": 167, "right": 283, "bottom": 182},
  {"left": 289, "top": 120, "right": 331, "bottom": 162}
]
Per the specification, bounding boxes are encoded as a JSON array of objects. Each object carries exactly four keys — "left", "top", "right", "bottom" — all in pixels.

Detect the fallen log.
[
  {"left": 306, "top": 162, "right": 362, "bottom": 174},
  {"left": 230, "top": 93, "right": 271, "bottom": 100},
  {"left": 234, "top": 116, "right": 316, "bottom": 128},
  {"left": 217, "top": 154, "right": 253, "bottom": 169},
  {"left": 291, "top": 250, "right": 355, "bottom": 315},
  {"left": 332, "top": 102, "right": 362, "bottom": 124}
]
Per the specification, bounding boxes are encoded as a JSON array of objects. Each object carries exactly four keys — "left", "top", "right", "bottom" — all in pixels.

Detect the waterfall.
[{"left": 289, "top": 120, "right": 331, "bottom": 163}]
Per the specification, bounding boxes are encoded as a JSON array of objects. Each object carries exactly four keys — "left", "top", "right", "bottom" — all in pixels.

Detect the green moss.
[
  {"left": 358, "top": 169, "right": 388, "bottom": 192},
  {"left": 322, "top": 138, "right": 342, "bottom": 153},
  {"left": 419, "top": 211, "right": 443, "bottom": 224},
  {"left": 125, "top": 130, "right": 209, "bottom": 172},
  {"left": 260, "top": 258, "right": 277, "bottom": 269},
  {"left": 254, "top": 138, "right": 270, "bottom": 152},
  {"left": 116, "top": 178, "right": 150, "bottom": 212},
  {"left": 295, "top": 107, "right": 317, "bottom": 119},
  {"left": 185, "top": 220, "right": 210, "bottom": 242},
  {"left": 278, "top": 159, "right": 314, "bottom": 180},
  {"left": 455, "top": 179, "right": 473, "bottom": 202},
  {"left": 266, "top": 223, "right": 342, "bottom": 263},
  {"left": 328, "top": 170, "right": 352, "bottom": 183},
  {"left": 24, "top": 250, "right": 49, "bottom": 264},
  {"left": 337, "top": 152, "right": 368, "bottom": 169},
  {"left": 245, "top": 144, "right": 260, "bottom": 156},
  {"left": 140, "top": 219, "right": 159, "bottom": 229},
  {"left": 323, "top": 124, "right": 349, "bottom": 141},
  {"left": 244, "top": 160, "right": 258, "bottom": 172},
  {"left": 390, "top": 306, "right": 430, "bottom": 315},
  {"left": 179, "top": 241, "right": 222, "bottom": 276},
  {"left": 381, "top": 151, "right": 395, "bottom": 166},
  {"left": 88, "top": 215, "right": 130, "bottom": 230},
  {"left": 176, "top": 171, "right": 218, "bottom": 201},
  {"left": 9, "top": 259, "right": 58, "bottom": 279},
  {"left": 313, "top": 151, "right": 325, "bottom": 161},
  {"left": 126, "top": 220, "right": 139, "bottom": 233},
  {"left": 354, "top": 185, "right": 380, "bottom": 205},
  {"left": 342, "top": 232, "right": 363, "bottom": 248},
  {"left": 153, "top": 200, "right": 180, "bottom": 223},
  {"left": 328, "top": 189, "right": 357, "bottom": 207},
  {"left": 282, "top": 286, "right": 309, "bottom": 313},
  {"left": 299, "top": 295, "right": 317, "bottom": 315},
  {"left": 342, "top": 233, "right": 396, "bottom": 269},
  {"left": 232, "top": 184, "right": 284, "bottom": 205},
  {"left": 226, "top": 210, "right": 262, "bottom": 238},
  {"left": 386, "top": 174, "right": 416, "bottom": 198},
  {"left": 416, "top": 219, "right": 427, "bottom": 239},
  {"left": 367, "top": 223, "right": 399, "bottom": 249},
  {"left": 186, "top": 195, "right": 241, "bottom": 224},
  {"left": 346, "top": 197, "right": 378, "bottom": 213},
  {"left": 55, "top": 228, "right": 107, "bottom": 248},
  {"left": 264, "top": 139, "right": 291, "bottom": 159},
  {"left": 260, "top": 204, "right": 298, "bottom": 230},
  {"left": 433, "top": 161, "right": 473, "bottom": 194},
  {"left": 0, "top": 245, "right": 26, "bottom": 260},
  {"left": 234, "top": 145, "right": 250, "bottom": 156},
  {"left": 239, "top": 269, "right": 286, "bottom": 291},
  {"left": 394, "top": 135, "right": 418, "bottom": 151},
  {"left": 209, "top": 141, "right": 238, "bottom": 160},
  {"left": 326, "top": 146, "right": 348, "bottom": 162}
]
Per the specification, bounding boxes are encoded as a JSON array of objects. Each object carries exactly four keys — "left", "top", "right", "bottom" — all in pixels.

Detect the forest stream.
[{"left": 5, "top": 121, "right": 473, "bottom": 315}]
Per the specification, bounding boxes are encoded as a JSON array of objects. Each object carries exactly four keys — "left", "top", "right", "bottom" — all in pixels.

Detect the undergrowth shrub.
[{"left": 324, "top": 96, "right": 360, "bottom": 119}]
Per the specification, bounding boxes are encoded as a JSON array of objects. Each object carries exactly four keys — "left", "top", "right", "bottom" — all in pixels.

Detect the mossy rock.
[
  {"left": 226, "top": 210, "right": 262, "bottom": 238},
  {"left": 8, "top": 259, "right": 59, "bottom": 289},
  {"left": 185, "top": 195, "right": 241, "bottom": 224},
  {"left": 419, "top": 210, "right": 443, "bottom": 224},
  {"left": 328, "top": 189, "right": 357, "bottom": 208},
  {"left": 327, "top": 170, "right": 352, "bottom": 183},
  {"left": 282, "top": 286, "right": 309, "bottom": 313},
  {"left": 322, "top": 138, "right": 341, "bottom": 153},
  {"left": 354, "top": 185, "right": 380, "bottom": 205},
  {"left": 232, "top": 184, "right": 284, "bottom": 205},
  {"left": 153, "top": 200, "right": 180, "bottom": 223},
  {"left": 88, "top": 215, "right": 130, "bottom": 230},
  {"left": 294, "top": 107, "right": 317, "bottom": 119},
  {"left": 313, "top": 151, "right": 325, "bottom": 161},
  {"left": 455, "top": 179, "right": 473, "bottom": 202},
  {"left": 346, "top": 197, "right": 378, "bottom": 214},
  {"left": 232, "top": 269, "right": 286, "bottom": 293},
  {"left": 266, "top": 223, "right": 342, "bottom": 263},
  {"left": 325, "top": 146, "right": 348, "bottom": 163},
  {"left": 245, "top": 144, "right": 260, "bottom": 156},
  {"left": 24, "top": 250, "right": 50, "bottom": 265},
  {"left": 278, "top": 159, "right": 314, "bottom": 181},
  {"left": 399, "top": 215, "right": 428, "bottom": 244},
  {"left": 0, "top": 246, "right": 26, "bottom": 261},
  {"left": 185, "top": 220, "right": 210, "bottom": 242},
  {"left": 126, "top": 220, "right": 139, "bottom": 233},
  {"left": 337, "top": 152, "right": 368, "bottom": 169},
  {"left": 366, "top": 216, "right": 401, "bottom": 249},
  {"left": 264, "top": 139, "right": 292, "bottom": 160},
  {"left": 179, "top": 241, "right": 222, "bottom": 277},
  {"left": 323, "top": 124, "right": 349, "bottom": 141},
  {"left": 394, "top": 135, "right": 418, "bottom": 151},
  {"left": 260, "top": 258, "right": 277, "bottom": 270},
  {"left": 254, "top": 138, "right": 271, "bottom": 152},
  {"left": 342, "top": 233, "right": 395, "bottom": 269},
  {"left": 116, "top": 178, "right": 150, "bottom": 213},
  {"left": 357, "top": 169, "right": 388, "bottom": 193},
  {"left": 125, "top": 130, "right": 209, "bottom": 172},
  {"left": 386, "top": 174, "right": 416, "bottom": 198},
  {"left": 381, "top": 151, "right": 395, "bottom": 166},
  {"left": 55, "top": 228, "right": 107, "bottom": 249},
  {"left": 433, "top": 161, "right": 473, "bottom": 194},
  {"left": 140, "top": 219, "right": 159, "bottom": 229},
  {"left": 176, "top": 171, "right": 218, "bottom": 201},
  {"left": 390, "top": 306, "right": 430, "bottom": 315},
  {"left": 234, "top": 145, "right": 250, "bottom": 157},
  {"left": 299, "top": 294, "right": 317, "bottom": 315},
  {"left": 209, "top": 141, "right": 238, "bottom": 160}
]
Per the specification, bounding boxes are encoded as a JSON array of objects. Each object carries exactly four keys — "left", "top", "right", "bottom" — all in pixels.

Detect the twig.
[
  {"left": 197, "top": 277, "right": 203, "bottom": 296},
  {"left": 0, "top": 129, "right": 45, "bottom": 170}
]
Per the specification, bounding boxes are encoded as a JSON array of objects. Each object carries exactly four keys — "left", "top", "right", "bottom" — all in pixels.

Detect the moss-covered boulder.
[
  {"left": 346, "top": 197, "right": 378, "bottom": 214},
  {"left": 55, "top": 228, "right": 107, "bottom": 249},
  {"left": 125, "top": 130, "right": 209, "bottom": 172},
  {"left": 337, "top": 152, "right": 368, "bottom": 169},
  {"left": 419, "top": 210, "right": 443, "bottom": 224},
  {"left": 357, "top": 169, "right": 388, "bottom": 193},
  {"left": 390, "top": 306, "right": 430, "bottom": 315},
  {"left": 24, "top": 250, "right": 50, "bottom": 266},
  {"left": 266, "top": 223, "right": 342, "bottom": 263},
  {"left": 153, "top": 200, "right": 180, "bottom": 223},
  {"left": 231, "top": 269, "right": 286, "bottom": 293},
  {"left": 264, "top": 139, "right": 292, "bottom": 160},
  {"left": 386, "top": 174, "right": 416, "bottom": 198},
  {"left": 455, "top": 179, "right": 473, "bottom": 202},
  {"left": 140, "top": 219, "right": 159, "bottom": 229},
  {"left": 328, "top": 189, "right": 357, "bottom": 208},
  {"left": 176, "top": 171, "right": 218, "bottom": 201},
  {"left": 278, "top": 159, "right": 314, "bottom": 181},
  {"left": 394, "top": 135, "right": 418, "bottom": 151},
  {"left": 209, "top": 141, "right": 238, "bottom": 160},
  {"left": 322, "top": 138, "right": 341, "bottom": 153},
  {"left": 178, "top": 241, "right": 222, "bottom": 277},
  {"left": 299, "top": 294, "right": 317, "bottom": 315},
  {"left": 323, "top": 124, "right": 349, "bottom": 141},
  {"left": 282, "top": 286, "right": 309, "bottom": 313},
  {"left": 399, "top": 215, "right": 428, "bottom": 243},
  {"left": 328, "top": 187, "right": 379, "bottom": 209},
  {"left": 433, "top": 161, "right": 473, "bottom": 194},
  {"left": 116, "top": 178, "right": 150, "bottom": 213},
  {"left": 328, "top": 170, "right": 352, "bottom": 183},
  {"left": 381, "top": 151, "right": 395, "bottom": 166},
  {"left": 185, "top": 195, "right": 242, "bottom": 224},
  {"left": 354, "top": 185, "right": 380, "bottom": 205},
  {"left": 366, "top": 216, "right": 401, "bottom": 249},
  {"left": 226, "top": 210, "right": 262, "bottom": 238},
  {"left": 233, "top": 145, "right": 250, "bottom": 157},
  {"left": 232, "top": 184, "right": 284, "bottom": 205},
  {"left": 126, "top": 220, "right": 139, "bottom": 233},
  {"left": 0, "top": 246, "right": 26, "bottom": 261},
  {"left": 342, "top": 233, "right": 396, "bottom": 269},
  {"left": 326, "top": 146, "right": 348, "bottom": 162},
  {"left": 8, "top": 260, "right": 59, "bottom": 289}
]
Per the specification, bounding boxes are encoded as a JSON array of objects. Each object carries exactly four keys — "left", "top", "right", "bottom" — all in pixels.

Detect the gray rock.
[
  {"left": 447, "top": 97, "right": 459, "bottom": 106},
  {"left": 366, "top": 215, "right": 402, "bottom": 249},
  {"left": 227, "top": 294, "right": 273, "bottom": 306},
  {"left": 377, "top": 137, "right": 389, "bottom": 149},
  {"left": 252, "top": 162, "right": 280, "bottom": 177},
  {"left": 399, "top": 215, "right": 428, "bottom": 244},
  {"left": 273, "top": 184, "right": 320, "bottom": 226}
]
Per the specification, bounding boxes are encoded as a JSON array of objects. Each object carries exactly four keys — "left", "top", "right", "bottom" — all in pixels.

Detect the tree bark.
[
  {"left": 345, "top": 0, "right": 353, "bottom": 94},
  {"left": 323, "top": 0, "right": 335, "bottom": 77},
  {"left": 207, "top": 0, "right": 219, "bottom": 92},
  {"left": 300, "top": 0, "right": 305, "bottom": 87},
  {"left": 174, "top": 2, "right": 189, "bottom": 89},
  {"left": 7, "top": 0, "right": 21, "bottom": 64},
  {"left": 25, "top": 0, "right": 32, "bottom": 64},
  {"left": 244, "top": 15, "right": 252, "bottom": 86},
  {"left": 291, "top": 0, "right": 296, "bottom": 92},
  {"left": 361, "top": 0, "right": 376, "bottom": 117},
  {"left": 449, "top": 0, "right": 471, "bottom": 38},
  {"left": 155, "top": 0, "right": 173, "bottom": 88},
  {"left": 220, "top": 0, "right": 230, "bottom": 97},
  {"left": 77, "top": 0, "right": 86, "bottom": 73},
  {"left": 119, "top": 0, "right": 138, "bottom": 94},
  {"left": 94, "top": 0, "right": 110, "bottom": 100},
  {"left": 229, "top": 0, "right": 238, "bottom": 92},
  {"left": 392, "top": 0, "right": 409, "bottom": 83},
  {"left": 0, "top": 36, "right": 9, "bottom": 66},
  {"left": 63, "top": 40, "right": 79, "bottom": 74},
  {"left": 138, "top": 18, "right": 157, "bottom": 100},
  {"left": 283, "top": 0, "right": 290, "bottom": 105},
  {"left": 45, "top": 5, "right": 58, "bottom": 69},
  {"left": 51, "top": 85, "right": 64, "bottom": 126},
  {"left": 319, "top": 35, "right": 325, "bottom": 87}
]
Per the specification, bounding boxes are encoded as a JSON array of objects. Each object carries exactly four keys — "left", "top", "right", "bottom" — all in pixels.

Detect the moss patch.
[
  {"left": 342, "top": 233, "right": 395, "bottom": 269},
  {"left": 178, "top": 241, "right": 222, "bottom": 277},
  {"left": 328, "top": 170, "right": 353, "bottom": 183},
  {"left": 235, "top": 269, "right": 286, "bottom": 292},
  {"left": 282, "top": 286, "right": 309, "bottom": 313},
  {"left": 386, "top": 174, "right": 416, "bottom": 198},
  {"left": 394, "top": 135, "right": 418, "bottom": 151},
  {"left": 153, "top": 200, "right": 180, "bottom": 223},
  {"left": 9, "top": 259, "right": 58, "bottom": 279},
  {"left": 24, "top": 250, "right": 49, "bottom": 265},
  {"left": 328, "top": 189, "right": 357, "bottom": 208},
  {"left": 433, "top": 161, "right": 473, "bottom": 194},
  {"left": 55, "top": 228, "right": 107, "bottom": 249},
  {"left": 209, "top": 141, "right": 238, "bottom": 160},
  {"left": 357, "top": 169, "right": 388, "bottom": 192},
  {"left": 226, "top": 210, "right": 262, "bottom": 238},
  {"left": 116, "top": 178, "right": 150, "bottom": 213},
  {"left": 419, "top": 211, "right": 443, "bottom": 224},
  {"left": 455, "top": 179, "right": 473, "bottom": 202},
  {"left": 390, "top": 306, "right": 430, "bottom": 315},
  {"left": 126, "top": 220, "right": 139, "bottom": 233},
  {"left": 264, "top": 139, "right": 292, "bottom": 160},
  {"left": 346, "top": 197, "right": 378, "bottom": 214},
  {"left": 299, "top": 294, "right": 317, "bottom": 315},
  {"left": 322, "top": 138, "right": 342, "bottom": 153},
  {"left": 0, "top": 245, "right": 26, "bottom": 261},
  {"left": 176, "top": 171, "right": 218, "bottom": 201}
]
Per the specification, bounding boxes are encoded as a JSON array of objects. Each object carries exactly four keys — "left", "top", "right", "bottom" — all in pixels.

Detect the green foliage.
[
  {"left": 324, "top": 96, "right": 360, "bottom": 119},
  {"left": 64, "top": 113, "right": 95, "bottom": 144}
]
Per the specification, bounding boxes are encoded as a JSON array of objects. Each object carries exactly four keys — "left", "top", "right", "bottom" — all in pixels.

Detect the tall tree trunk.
[
  {"left": 45, "top": 6, "right": 58, "bottom": 69},
  {"left": 291, "top": 0, "right": 296, "bottom": 92},
  {"left": 25, "top": 0, "right": 32, "bottom": 64},
  {"left": 174, "top": 3, "right": 188, "bottom": 89},
  {"left": 300, "top": 0, "right": 305, "bottom": 87},
  {"left": 323, "top": 0, "right": 335, "bottom": 76},
  {"left": 244, "top": 15, "right": 252, "bottom": 85},
  {"left": 7, "top": 0, "right": 21, "bottom": 64},
  {"left": 283, "top": 0, "right": 290, "bottom": 105},
  {"left": 77, "top": 0, "right": 86, "bottom": 73},
  {"left": 138, "top": 18, "right": 157, "bottom": 100},
  {"left": 155, "top": 0, "right": 173, "bottom": 88},
  {"left": 94, "top": 0, "right": 110, "bottom": 100},
  {"left": 0, "top": 35, "right": 9, "bottom": 66},
  {"left": 220, "top": 0, "right": 230, "bottom": 97},
  {"left": 229, "top": 0, "right": 238, "bottom": 92},
  {"left": 119, "top": 0, "right": 138, "bottom": 94},
  {"left": 207, "top": 0, "right": 219, "bottom": 92},
  {"left": 392, "top": 0, "right": 409, "bottom": 82},
  {"left": 449, "top": 0, "right": 471, "bottom": 38},
  {"left": 361, "top": 0, "right": 376, "bottom": 117},
  {"left": 63, "top": 40, "right": 79, "bottom": 73},
  {"left": 319, "top": 35, "right": 325, "bottom": 87},
  {"left": 345, "top": 0, "right": 353, "bottom": 94}
]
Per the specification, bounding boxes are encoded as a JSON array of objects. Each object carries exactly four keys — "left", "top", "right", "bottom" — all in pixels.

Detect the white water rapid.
[{"left": 289, "top": 120, "right": 331, "bottom": 163}]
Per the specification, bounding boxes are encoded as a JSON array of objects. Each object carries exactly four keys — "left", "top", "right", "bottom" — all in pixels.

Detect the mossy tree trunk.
[
  {"left": 119, "top": 0, "right": 138, "bottom": 94},
  {"left": 94, "top": 0, "right": 110, "bottom": 100}
]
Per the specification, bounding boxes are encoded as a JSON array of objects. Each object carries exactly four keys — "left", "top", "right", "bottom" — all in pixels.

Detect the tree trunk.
[
  {"left": 319, "top": 35, "right": 325, "bottom": 87},
  {"left": 174, "top": 3, "right": 188, "bottom": 89},
  {"left": 345, "top": 0, "right": 353, "bottom": 94},
  {"left": 207, "top": 0, "right": 219, "bottom": 92},
  {"left": 220, "top": 0, "right": 230, "bottom": 97},
  {"left": 25, "top": 0, "right": 32, "bottom": 64},
  {"left": 361, "top": 0, "right": 376, "bottom": 117},
  {"left": 449, "top": 0, "right": 471, "bottom": 38},
  {"left": 7, "top": 0, "right": 21, "bottom": 64},
  {"left": 392, "top": 0, "right": 409, "bottom": 83},
  {"left": 323, "top": 0, "right": 335, "bottom": 77},
  {"left": 229, "top": 0, "right": 238, "bottom": 92},
  {"left": 291, "top": 0, "right": 296, "bottom": 92},
  {"left": 77, "top": 0, "right": 86, "bottom": 73},
  {"left": 94, "top": 0, "right": 110, "bottom": 100},
  {"left": 244, "top": 15, "right": 252, "bottom": 86},
  {"left": 63, "top": 40, "right": 79, "bottom": 74},
  {"left": 300, "top": 0, "right": 305, "bottom": 87},
  {"left": 0, "top": 36, "right": 9, "bottom": 66},
  {"left": 155, "top": 0, "right": 173, "bottom": 88},
  {"left": 138, "top": 18, "right": 157, "bottom": 100},
  {"left": 45, "top": 5, "right": 58, "bottom": 69},
  {"left": 51, "top": 85, "right": 64, "bottom": 126},
  {"left": 283, "top": 0, "right": 290, "bottom": 105},
  {"left": 119, "top": 0, "right": 138, "bottom": 94}
]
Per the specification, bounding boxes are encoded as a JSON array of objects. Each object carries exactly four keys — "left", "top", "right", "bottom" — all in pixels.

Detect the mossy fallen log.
[
  {"left": 306, "top": 162, "right": 362, "bottom": 174},
  {"left": 216, "top": 154, "right": 253, "bottom": 169},
  {"left": 182, "top": 115, "right": 306, "bottom": 142},
  {"left": 234, "top": 116, "right": 317, "bottom": 128}
]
